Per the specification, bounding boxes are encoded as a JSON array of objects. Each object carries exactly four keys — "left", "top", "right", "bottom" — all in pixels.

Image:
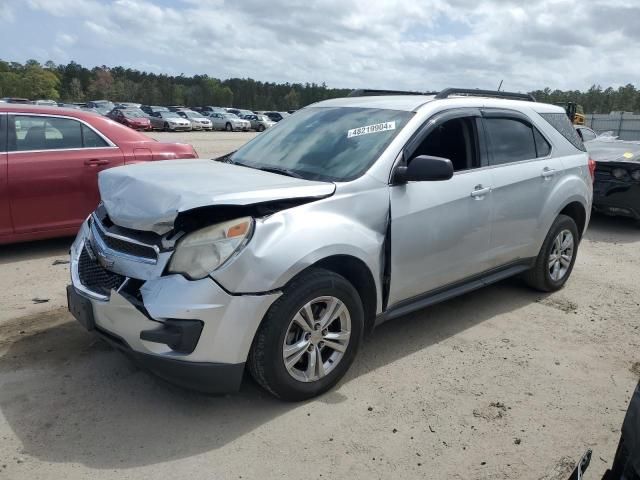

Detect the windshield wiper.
[
  {"left": 221, "top": 158, "right": 305, "bottom": 179},
  {"left": 251, "top": 166, "right": 304, "bottom": 179},
  {"left": 214, "top": 151, "right": 236, "bottom": 163}
]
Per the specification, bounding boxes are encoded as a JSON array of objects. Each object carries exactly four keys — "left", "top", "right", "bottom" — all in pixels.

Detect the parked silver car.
[
  {"left": 176, "top": 110, "right": 213, "bottom": 131},
  {"left": 242, "top": 113, "right": 276, "bottom": 132},
  {"left": 149, "top": 111, "right": 192, "bottom": 131},
  {"left": 68, "top": 88, "right": 593, "bottom": 401},
  {"left": 206, "top": 112, "right": 251, "bottom": 131}
]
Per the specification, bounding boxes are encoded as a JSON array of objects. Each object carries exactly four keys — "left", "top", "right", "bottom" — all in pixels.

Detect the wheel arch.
[
  {"left": 558, "top": 201, "right": 587, "bottom": 239},
  {"left": 308, "top": 255, "right": 378, "bottom": 335}
]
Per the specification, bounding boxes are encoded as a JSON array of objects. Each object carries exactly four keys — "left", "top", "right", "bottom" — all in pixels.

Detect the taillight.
[{"left": 588, "top": 157, "right": 596, "bottom": 182}]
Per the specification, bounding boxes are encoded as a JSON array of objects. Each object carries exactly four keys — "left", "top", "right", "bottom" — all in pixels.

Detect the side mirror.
[{"left": 394, "top": 155, "right": 454, "bottom": 183}]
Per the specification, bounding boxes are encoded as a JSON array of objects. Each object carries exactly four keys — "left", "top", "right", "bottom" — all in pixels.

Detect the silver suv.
[{"left": 67, "top": 88, "right": 593, "bottom": 401}]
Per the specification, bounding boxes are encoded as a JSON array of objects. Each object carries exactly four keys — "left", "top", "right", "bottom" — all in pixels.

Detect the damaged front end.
[
  {"left": 67, "top": 206, "right": 281, "bottom": 393},
  {"left": 586, "top": 139, "right": 640, "bottom": 220}
]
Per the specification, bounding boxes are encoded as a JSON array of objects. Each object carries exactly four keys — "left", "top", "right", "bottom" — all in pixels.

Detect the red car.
[
  {"left": 108, "top": 108, "right": 153, "bottom": 131},
  {"left": 0, "top": 104, "right": 198, "bottom": 245}
]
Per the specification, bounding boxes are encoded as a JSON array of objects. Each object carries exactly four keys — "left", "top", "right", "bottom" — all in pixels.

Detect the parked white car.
[
  {"left": 206, "top": 112, "right": 251, "bottom": 131},
  {"left": 176, "top": 110, "right": 213, "bottom": 131}
]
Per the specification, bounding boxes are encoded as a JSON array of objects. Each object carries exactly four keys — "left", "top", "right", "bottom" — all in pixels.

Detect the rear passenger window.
[
  {"left": 0, "top": 115, "right": 6, "bottom": 152},
  {"left": 533, "top": 128, "right": 551, "bottom": 157},
  {"left": 82, "top": 124, "right": 108, "bottom": 148},
  {"left": 484, "top": 118, "right": 536, "bottom": 165},
  {"left": 9, "top": 115, "right": 83, "bottom": 151}
]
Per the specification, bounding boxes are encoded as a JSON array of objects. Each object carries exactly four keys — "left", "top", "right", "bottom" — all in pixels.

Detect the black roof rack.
[
  {"left": 348, "top": 89, "right": 438, "bottom": 97},
  {"left": 434, "top": 88, "right": 536, "bottom": 102}
]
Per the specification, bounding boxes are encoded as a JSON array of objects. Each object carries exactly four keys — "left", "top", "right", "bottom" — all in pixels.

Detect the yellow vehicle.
[{"left": 558, "top": 102, "right": 585, "bottom": 125}]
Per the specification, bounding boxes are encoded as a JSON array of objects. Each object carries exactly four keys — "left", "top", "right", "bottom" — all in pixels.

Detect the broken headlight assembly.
[{"left": 167, "top": 217, "right": 254, "bottom": 280}]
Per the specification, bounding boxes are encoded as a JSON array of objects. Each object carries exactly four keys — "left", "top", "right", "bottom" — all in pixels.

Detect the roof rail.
[
  {"left": 348, "top": 89, "right": 437, "bottom": 97},
  {"left": 434, "top": 88, "right": 536, "bottom": 102}
]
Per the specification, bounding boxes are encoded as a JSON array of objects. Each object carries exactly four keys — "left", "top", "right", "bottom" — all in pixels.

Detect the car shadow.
[
  {"left": 0, "top": 278, "right": 544, "bottom": 469},
  {"left": 0, "top": 236, "right": 74, "bottom": 265},
  {"left": 585, "top": 212, "right": 638, "bottom": 244}
]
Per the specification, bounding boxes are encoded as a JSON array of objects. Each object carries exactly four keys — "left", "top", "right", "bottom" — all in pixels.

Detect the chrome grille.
[
  {"left": 91, "top": 216, "right": 158, "bottom": 263},
  {"left": 78, "top": 246, "right": 126, "bottom": 297}
]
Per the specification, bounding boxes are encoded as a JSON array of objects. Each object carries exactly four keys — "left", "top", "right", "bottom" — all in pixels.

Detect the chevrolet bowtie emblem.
[{"left": 96, "top": 249, "right": 115, "bottom": 269}]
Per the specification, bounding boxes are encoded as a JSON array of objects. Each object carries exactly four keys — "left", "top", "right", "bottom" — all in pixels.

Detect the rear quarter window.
[{"left": 539, "top": 112, "right": 586, "bottom": 151}]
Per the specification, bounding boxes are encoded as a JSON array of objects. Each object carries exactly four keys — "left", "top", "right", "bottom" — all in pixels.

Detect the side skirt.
[{"left": 376, "top": 259, "right": 534, "bottom": 326}]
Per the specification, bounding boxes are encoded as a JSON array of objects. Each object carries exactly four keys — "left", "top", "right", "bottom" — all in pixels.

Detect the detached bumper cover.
[{"left": 593, "top": 178, "right": 640, "bottom": 219}]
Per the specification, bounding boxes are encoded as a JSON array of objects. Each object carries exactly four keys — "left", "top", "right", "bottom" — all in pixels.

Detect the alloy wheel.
[
  {"left": 548, "top": 229, "right": 574, "bottom": 281},
  {"left": 282, "top": 296, "right": 351, "bottom": 382}
]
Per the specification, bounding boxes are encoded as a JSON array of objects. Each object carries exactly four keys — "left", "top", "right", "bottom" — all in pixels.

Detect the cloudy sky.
[{"left": 1, "top": 0, "right": 638, "bottom": 91}]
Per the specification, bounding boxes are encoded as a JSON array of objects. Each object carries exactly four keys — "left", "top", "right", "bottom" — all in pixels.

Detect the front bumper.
[
  {"left": 68, "top": 220, "right": 281, "bottom": 393},
  {"left": 168, "top": 124, "right": 191, "bottom": 131},
  {"left": 593, "top": 178, "right": 640, "bottom": 219}
]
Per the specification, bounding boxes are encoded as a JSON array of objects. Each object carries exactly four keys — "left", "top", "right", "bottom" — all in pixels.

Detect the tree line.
[{"left": 1, "top": 59, "right": 639, "bottom": 113}]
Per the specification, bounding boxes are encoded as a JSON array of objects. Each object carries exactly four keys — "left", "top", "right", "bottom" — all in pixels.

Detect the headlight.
[
  {"left": 632, "top": 170, "right": 640, "bottom": 181},
  {"left": 612, "top": 168, "right": 627, "bottom": 179},
  {"left": 167, "top": 217, "right": 253, "bottom": 279}
]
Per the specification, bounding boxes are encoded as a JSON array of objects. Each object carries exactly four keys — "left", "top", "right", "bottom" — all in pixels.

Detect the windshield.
[
  {"left": 123, "top": 109, "right": 147, "bottom": 118},
  {"left": 257, "top": 115, "right": 270, "bottom": 122},
  {"left": 186, "top": 111, "right": 205, "bottom": 119},
  {"left": 224, "top": 113, "right": 239, "bottom": 119},
  {"left": 160, "top": 112, "right": 181, "bottom": 119},
  {"left": 231, "top": 107, "right": 412, "bottom": 182}
]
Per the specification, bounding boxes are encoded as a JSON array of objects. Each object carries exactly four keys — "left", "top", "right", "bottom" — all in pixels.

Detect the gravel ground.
[{"left": 0, "top": 131, "right": 638, "bottom": 480}]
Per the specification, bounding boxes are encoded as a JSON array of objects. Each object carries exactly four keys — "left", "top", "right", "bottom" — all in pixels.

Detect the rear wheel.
[
  {"left": 524, "top": 214, "right": 579, "bottom": 292},
  {"left": 225, "top": 123, "right": 232, "bottom": 132},
  {"left": 249, "top": 268, "right": 364, "bottom": 401}
]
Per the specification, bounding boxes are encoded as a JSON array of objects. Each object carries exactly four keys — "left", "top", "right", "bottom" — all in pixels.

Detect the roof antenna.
[{"left": 497, "top": 80, "right": 503, "bottom": 92}]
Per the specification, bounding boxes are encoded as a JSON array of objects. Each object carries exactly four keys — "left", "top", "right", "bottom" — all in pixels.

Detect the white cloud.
[
  {"left": 56, "top": 33, "right": 77, "bottom": 46},
  {"left": 18, "top": 0, "right": 640, "bottom": 91},
  {"left": 0, "top": 2, "right": 14, "bottom": 21}
]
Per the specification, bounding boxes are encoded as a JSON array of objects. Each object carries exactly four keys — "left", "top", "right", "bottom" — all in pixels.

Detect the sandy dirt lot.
[{"left": 0, "top": 131, "right": 638, "bottom": 480}]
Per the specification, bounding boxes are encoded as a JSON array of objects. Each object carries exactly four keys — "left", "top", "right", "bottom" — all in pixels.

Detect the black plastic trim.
[
  {"left": 96, "top": 326, "right": 245, "bottom": 394},
  {"left": 140, "top": 319, "right": 204, "bottom": 354},
  {"left": 377, "top": 259, "right": 535, "bottom": 325}
]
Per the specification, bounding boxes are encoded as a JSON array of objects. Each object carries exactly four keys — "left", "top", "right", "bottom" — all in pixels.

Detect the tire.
[
  {"left": 163, "top": 122, "right": 170, "bottom": 132},
  {"left": 524, "top": 214, "right": 579, "bottom": 292},
  {"left": 258, "top": 125, "right": 265, "bottom": 132},
  {"left": 248, "top": 268, "right": 364, "bottom": 401},
  {"left": 225, "top": 123, "right": 232, "bottom": 132}
]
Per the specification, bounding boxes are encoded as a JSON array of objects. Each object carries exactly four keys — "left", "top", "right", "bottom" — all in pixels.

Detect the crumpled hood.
[
  {"left": 585, "top": 138, "right": 640, "bottom": 163},
  {"left": 98, "top": 159, "right": 335, "bottom": 234}
]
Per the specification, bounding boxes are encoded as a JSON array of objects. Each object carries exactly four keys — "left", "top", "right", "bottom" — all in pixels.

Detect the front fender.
[{"left": 211, "top": 186, "right": 389, "bottom": 310}]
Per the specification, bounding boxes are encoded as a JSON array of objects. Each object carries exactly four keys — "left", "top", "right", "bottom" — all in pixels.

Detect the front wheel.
[
  {"left": 225, "top": 123, "right": 232, "bottom": 132},
  {"left": 249, "top": 268, "right": 364, "bottom": 401},
  {"left": 524, "top": 214, "right": 579, "bottom": 292},
  {"left": 258, "top": 125, "right": 265, "bottom": 132}
]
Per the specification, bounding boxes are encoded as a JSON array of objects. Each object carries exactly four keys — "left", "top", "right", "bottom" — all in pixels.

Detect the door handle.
[
  {"left": 541, "top": 167, "right": 556, "bottom": 178},
  {"left": 85, "top": 158, "right": 110, "bottom": 166},
  {"left": 470, "top": 185, "right": 491, "bottom": 198}
]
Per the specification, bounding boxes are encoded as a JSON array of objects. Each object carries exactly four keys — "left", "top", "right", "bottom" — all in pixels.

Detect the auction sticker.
[{"left": 347, "top": 121, "right": 396, "bottom": 138}]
